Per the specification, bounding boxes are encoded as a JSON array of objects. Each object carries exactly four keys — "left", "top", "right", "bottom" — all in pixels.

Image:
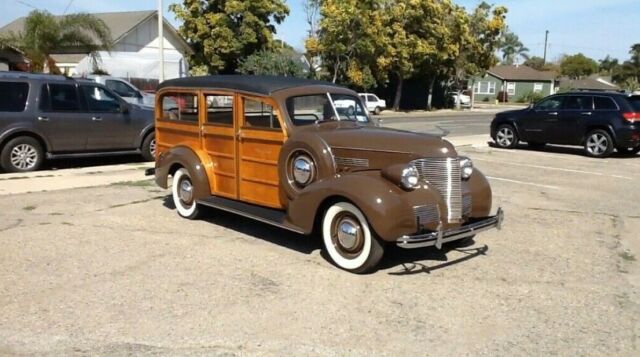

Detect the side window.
[
  {"left": 41, "top": 84, "right": 80, "bottom": 112},
  {"left": 563, "top": 96, "right": 592, "bottom": 110},
  {"left": 81, "top": 85, "right": 122, "bottom": 113},
  {"left": 106, "top": 80, "right": 138, "bottom": 98},
  {"left": 0, "top": 81, "right": 29, "bottom": 112},
  {"left": 367, "top": 95, "right": 377, "bottom": 102},
  {"left": 205, "top": 95, "right": 233, "bottom": 126},
  {"left": 286, "top": 95, "right": 332, "bottom": 126},
  {"left": 594, "top": 96, "right": 618, "bottom": 110},
  {"left": 535, "top": 97, "right": 564, "bottom": 111},
  {"left": 243, "top": 98, "right": 281, "bottom": 130},
  {"left": 161, "top": 93, "right": 198, "bottom": 122}
]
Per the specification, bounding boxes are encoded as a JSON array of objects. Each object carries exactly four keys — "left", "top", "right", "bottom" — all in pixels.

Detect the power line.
[
  {"left": 15, "top": 0, "right": 37, "bottom": 9},
  {"left": 63, "top": 0, "right": 75, "bottom": 15}
]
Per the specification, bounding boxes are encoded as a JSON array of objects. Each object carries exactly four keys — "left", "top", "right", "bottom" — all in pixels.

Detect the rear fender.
[{"left": 155, "top": 145, "right": 212, "bottom": 200}]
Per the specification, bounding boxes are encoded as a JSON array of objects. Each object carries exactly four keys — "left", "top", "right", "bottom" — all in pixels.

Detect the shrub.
[
  {"left": 496, "top": 91, "right": 509, "bottom": 102},
  {"left": 518, "top": 91, "right": 545, "bottom": 104}
]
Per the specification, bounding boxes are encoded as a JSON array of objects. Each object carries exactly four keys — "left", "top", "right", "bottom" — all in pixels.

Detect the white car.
[
  {"left": 358, "top": 93, "right": 386, "bottom": 114},
  {"left": 79, "top": 75, "right": 155, "bottom": 107},
  {"left": 451, "top": 93, "right": 471, "bottom": 107}
]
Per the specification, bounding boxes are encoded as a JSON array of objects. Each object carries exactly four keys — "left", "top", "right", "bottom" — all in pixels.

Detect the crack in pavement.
[{"left": 0, "top": 219, "right": 24, "bottom": 233}]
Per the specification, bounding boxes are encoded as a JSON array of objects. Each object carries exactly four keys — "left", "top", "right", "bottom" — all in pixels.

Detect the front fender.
[
  {"left": 287, "top": 171, "right": 446, "bottom": 241},
  {"left": 155, "top": 145, "right": 212, "bottom": 201}
]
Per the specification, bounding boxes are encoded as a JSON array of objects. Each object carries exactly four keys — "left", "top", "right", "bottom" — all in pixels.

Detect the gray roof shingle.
[{"left": 488, "top": 65, "right": 556, "bottom": 81}]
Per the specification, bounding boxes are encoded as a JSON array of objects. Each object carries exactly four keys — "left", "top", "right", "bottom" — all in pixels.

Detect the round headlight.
[
  {"left": 460, "top": 156, "right": 473, "bottom": 180},
  {"left": 401, "top": 165, "right": 420, "bottom": 189},
  {"left": 292, "top": 155, "right": 315, "bottom": 186}
]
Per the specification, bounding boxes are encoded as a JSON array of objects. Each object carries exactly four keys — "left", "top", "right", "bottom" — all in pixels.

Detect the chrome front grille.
[
  {"left": 462, "top": 195, "right": 472, "bottom": 217},
  {"left": 412, "top": 158, "right": 462, "bottom": 222},
  {"left": 413, "top": 204, "right": 440, "bottom": 227}
]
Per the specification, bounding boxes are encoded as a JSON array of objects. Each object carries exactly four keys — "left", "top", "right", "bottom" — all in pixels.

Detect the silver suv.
[{"left": 81, "top": 75, "right": 155, "bottom": 107}]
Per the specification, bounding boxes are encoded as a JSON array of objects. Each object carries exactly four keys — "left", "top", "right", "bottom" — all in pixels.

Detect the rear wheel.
[
  {"left": 172, "top": 168, "right": 202, "bottom": 219},
  {"left": 0, "top": 136, "right": 44, "bottom": 173},
  {"left": 494, "top": 124, "right": 518, "bottom": 149},
  {"left": 373, "top": 106, "right": 382, "bottom": 115},
  {"left": 322, "top": 202, "right": 384, "bottom": 274},
  {"left": 584, "top": 130, "right": 614, "bottom": 158},
  {"left": 141, "top": 132, "right": 156, "bottom": 161}
]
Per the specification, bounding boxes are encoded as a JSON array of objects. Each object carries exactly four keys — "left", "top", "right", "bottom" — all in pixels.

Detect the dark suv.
[
  {"left": 491, "top": 91, "right": 640, "bottom": 158},
  {"left": 0, "top": 72, "right": 155, "bottom": 172}
]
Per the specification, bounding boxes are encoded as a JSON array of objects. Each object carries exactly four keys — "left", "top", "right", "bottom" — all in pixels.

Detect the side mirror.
[{"left": 121, "top": 103, "right": 130, "bottom": 114}]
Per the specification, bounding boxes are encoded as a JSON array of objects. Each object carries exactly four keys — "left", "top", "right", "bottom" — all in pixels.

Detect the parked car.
[
  {"left": 450, "top": 92, "right": 471, "bottom": 107},
  {"left": 80, "top": 74, "right": 155, "bottom": 107},
  {"left": 358, "top": 93, "right": 386, "bottom": 114},
  {"left": 148, "top": 75, "right": 504, "bottom": 273},
  {"left": 0, "top": 72, "right": 156, "bottom": 173},
  {"left": 491, "top": 91, "right": 640, "bottom": 158}
]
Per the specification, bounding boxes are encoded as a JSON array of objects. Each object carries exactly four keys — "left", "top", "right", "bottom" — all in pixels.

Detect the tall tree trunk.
[
  {"left": 393, "top": 76, "right": 403, "bottom": 111},
  {"left": 426, "top": 76, "right": 436, "bottom": 110}
]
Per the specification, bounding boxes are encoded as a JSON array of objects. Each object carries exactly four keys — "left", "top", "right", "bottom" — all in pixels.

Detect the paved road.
[{"left": 382, "top": 112, "right": 495, "bottom": 137}]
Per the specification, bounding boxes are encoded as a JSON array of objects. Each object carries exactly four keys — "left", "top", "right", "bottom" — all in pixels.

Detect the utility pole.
[
  {"left": 543, "top": 30, "right": 549, "bottom": 65},
  {"left": 158, "top": 0, "right": 165, "bottom": 83}
]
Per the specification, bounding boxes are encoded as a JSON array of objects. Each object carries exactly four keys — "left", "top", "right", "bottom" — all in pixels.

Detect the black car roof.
[{"left": 157, "top": 75, "right": 345, "bottom": 95}]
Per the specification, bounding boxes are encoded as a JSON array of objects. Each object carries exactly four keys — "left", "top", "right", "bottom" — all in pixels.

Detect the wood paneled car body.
[{"left": 149, "top": 76, "right": 504, "bottom": 273}]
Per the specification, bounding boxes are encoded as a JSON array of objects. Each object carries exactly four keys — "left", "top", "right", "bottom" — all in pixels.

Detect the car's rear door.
[
  {"left": 556, "top": 95, "right": 593, "bottom": 144},
  {"left": 80, "top": 84, "right": 137, "bottom": 150},
  {"left": 36, "top": 82, "right": 90, "bottom": 152}
]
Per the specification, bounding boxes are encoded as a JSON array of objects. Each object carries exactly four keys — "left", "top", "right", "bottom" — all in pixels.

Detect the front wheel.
[
  {"left": 584, "top": 130, "right": 614, "bottom": 158},
  {"left": 494, "top": 124, "right": 518, "bottom": 149},
  {"left": 172, "top": 168, "right": 202, "bottom": 219},
  {"left": 322, "top": 202, "right": 384, "bottom": 274}
]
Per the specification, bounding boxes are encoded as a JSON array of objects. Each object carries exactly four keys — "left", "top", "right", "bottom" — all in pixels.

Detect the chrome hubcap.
[
  {"left": 337, "top": 220, "right": 359, "bottom": 250},
  {"left": 497, "top": 128, "right": 514, "bottom": 146},
  {"left": 179, "top": 179, "right": 193, "bottom": 204},
  {"left": 586, "top": 134, "right": 607, "bottom": 155},
  {"left": 10, "top": 144, "right": 38, "bottom": 170},
  {"left": 149, "top": 139, "right": 157, "bottom": 157}
]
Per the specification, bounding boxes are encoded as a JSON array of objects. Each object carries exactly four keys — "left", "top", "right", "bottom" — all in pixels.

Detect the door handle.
[
  {"left": 548, "top": 112, "right": 558, "bottom": 116},
  {"left": 37, "top": 116, "right": 49, "bottom": 122},
  {"left": 581, "top": 112, "right": 592, "bottom": 116},
  {"left": 92, "top": 117, "right": 103, "bottom": 122},
  {"left": 236, "top": 130, "right": 242, "bottom": 140}
]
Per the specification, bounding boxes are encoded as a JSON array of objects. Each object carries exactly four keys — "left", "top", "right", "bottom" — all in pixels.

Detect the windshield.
[{"left": 286, "top": 93, "right": 370, "bottom": 126}]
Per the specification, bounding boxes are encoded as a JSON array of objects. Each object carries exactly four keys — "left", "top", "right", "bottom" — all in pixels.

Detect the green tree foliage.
[
  {"left": 598, "top": 55, "right": 619, "bottom": 75},
  {"left": 560, "top": 53, "right": 598, "bottom": 79},
  {"left": 499, "top": 29, "right": 529, "bottom": 65},
  {"left": 524, "top": 56, "right": 545, "bottom": 70},
  {"left": 612, "top": 44, "right": 640, "bottom": 90},
  {"left": 237, "top": 49, "right": 305, "bottom": 77},
  {"left": 170, "top": 0, "right": 289, "bottom": 75},
  {"left": 0, "top": 10, "right": 111, "bottom": 73}
]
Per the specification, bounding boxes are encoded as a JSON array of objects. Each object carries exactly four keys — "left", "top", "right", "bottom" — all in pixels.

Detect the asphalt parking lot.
[{"left": 1, "top": 138, "right": 639, "bottom": 355}]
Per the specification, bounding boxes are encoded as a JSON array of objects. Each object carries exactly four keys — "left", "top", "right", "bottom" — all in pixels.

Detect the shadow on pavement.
[{"left": 488, "top": 142, "right": 639, "bottom": 159}]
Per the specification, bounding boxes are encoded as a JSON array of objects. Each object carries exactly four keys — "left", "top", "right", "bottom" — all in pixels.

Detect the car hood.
[
  {"left": 297, "top": 121, "right": 458, "bottom": 168},
  {"left": 496, "top": 108, "right": 529, "bottom": 117}
]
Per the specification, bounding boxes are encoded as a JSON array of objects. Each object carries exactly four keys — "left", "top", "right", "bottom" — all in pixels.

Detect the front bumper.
[{"left": 397, "top": 208, "right": 504, "bottom": 249}]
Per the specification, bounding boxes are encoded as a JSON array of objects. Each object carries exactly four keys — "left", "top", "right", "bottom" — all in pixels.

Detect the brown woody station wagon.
[{"left": 148, "top": 75, "right": 504, "bottom": 273}]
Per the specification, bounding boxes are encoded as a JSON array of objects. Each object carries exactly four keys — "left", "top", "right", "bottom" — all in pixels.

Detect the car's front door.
[
  {"left": 521, "top": 96, "right": 565, "bottom": 143},
  {"left": 36, "top": 83, "right": 90, "bottom": 152},
  {"left": 80, "top": 84, "right": 137, "bottom": 150},
  {"left": 201, "top": 92, "right": 238, "bottom": 199},
  {"left": 557, "top": 95, "right": 593, "bottom": 144},
  {"left": 237, "top": 96, "right": 286, "bottom": 209}
]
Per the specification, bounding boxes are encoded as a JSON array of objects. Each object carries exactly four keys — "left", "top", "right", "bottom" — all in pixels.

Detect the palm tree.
[
  {"left": 499, "top": 30, "right": 529, "bottom": 65},
  {"left": 0, "top": 10, "right": 112, "bottom": 73}
]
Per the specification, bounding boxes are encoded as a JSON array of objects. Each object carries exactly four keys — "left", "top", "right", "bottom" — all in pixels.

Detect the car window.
[
  {"left": 205, "top": 95, "right": 233, "bottom": 126},
  {"left": 0, "top": 81, "right": 29, "bottom": 112},
  {"left": 563, "top": 96, "right": 592, "bottom": 110},
  {"left": 161, "top": 93, "right": 198, "bottom": 122},
  {"left": 81, "top": 85, "right": 122, "bottom": 113},
  {"left": 331, "top": 94, "right": 369, "bottom": 122},
  {"left": 40, "top": 84, "right": 80, "bottom": 112},
  {"left": 367, "top": 95, "right": 377, "bottom": 102},
  {"left": 624, "top": 96, "right": 640, "bottom": 112},
  {"left": 535, "top": 97, "right": 563, "bottom": 111},
  {"left": 286, "top": 95, "right": 331, "bottom": 126},
  {"left": 105, "top": 79, "right": 138, "bottom": 98},
  {"left": 594, "top": 96, "right": 618, "bottom": 110},
  {"left": 243, "top": 98, "right": 281, "bottom": 130}
]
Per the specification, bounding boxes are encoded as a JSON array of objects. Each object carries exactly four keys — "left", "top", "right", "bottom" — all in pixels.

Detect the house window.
[
  {"left": 533, "top": 83, "right": 544, "bottom": 93},
  {"left": 474, "top": 81, "right": 496, "bottom": 95},
  {"left": 507, "top": 82, "right": 516, "bottom": 95}
]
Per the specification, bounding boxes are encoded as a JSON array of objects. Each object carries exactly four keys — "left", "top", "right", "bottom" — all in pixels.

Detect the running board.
[{"left": 197, "top": 196, "right": 305, "bottom": 235}]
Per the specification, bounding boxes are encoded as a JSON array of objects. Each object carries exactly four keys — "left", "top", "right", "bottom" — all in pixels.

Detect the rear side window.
[
  {"left": 0, "top": 82, "right": 29, "bottom": 112},
  {"left": 40, "top": 84, "right": 80, "bottom": 112},
  {"left": 626, "top": 96, "right": 640, "bottom": 111},
  {"left": 161, "top": 93, "right": 198, "bottom": 122},
  {"left": 205, "top": 95, "right": 233, "bottom": 126},
  {"left": 594, "top": 96, "right": 618, "bottom": 110},
  {"left": 563, "top": 96, "right": 592, "bottom": 110}
]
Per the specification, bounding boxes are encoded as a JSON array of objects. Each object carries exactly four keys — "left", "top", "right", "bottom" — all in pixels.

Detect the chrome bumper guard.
[{"left": 397, "top": 208, "right": 504, "bottom": 249}]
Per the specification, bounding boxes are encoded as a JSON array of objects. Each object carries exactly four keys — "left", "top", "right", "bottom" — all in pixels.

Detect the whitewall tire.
[
  {"left": 172, "top": 168, "right": 201, "bottom": 219},
  {"left": 322, "top": 202, "right": 384, "bottom": 274}
]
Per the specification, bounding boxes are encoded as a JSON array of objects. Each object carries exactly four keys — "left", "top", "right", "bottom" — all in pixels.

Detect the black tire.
[
  {"left": 373, "top": 106, "right": 382, "bottom": 115},
  {"left": 321, "top": 202, "right": 384, "bottom": 274},
  {"left": 0, "top": 136, "right": 44, "bottom": 173},
  {"left": 494, "top": 124, "right": 519, "bottom": 149},
  {"left": 616, "top": 145, "right": 640, "bottom": 156},
  {"left": 172, "top": 168, "right": 202, "bottom": 220},
  {"left": 528, "top": 142, "right": 546, "bottom": 150},
  {"left": 141, "top": 132, "right": 156, "bottom": 162},
  {"left": 584, "top": 129, "right": 614, "bottom": 158}
]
